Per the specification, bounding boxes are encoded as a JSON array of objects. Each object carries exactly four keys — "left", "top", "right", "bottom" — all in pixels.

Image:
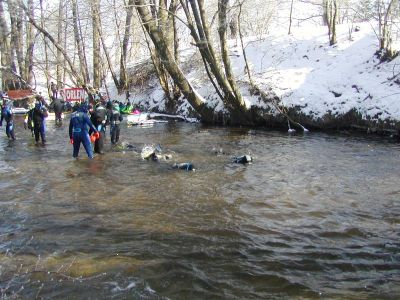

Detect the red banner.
[
  {"left": 7, "top": 89, "right": 34, "bottom": 101},
  {"left": 64, "top": 88, "right": 86, "bottom": 102}
]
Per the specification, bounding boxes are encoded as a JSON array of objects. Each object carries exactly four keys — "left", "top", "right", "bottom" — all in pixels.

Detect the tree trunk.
[
  {"left": 380, "top": 0, "right": 397, "bottom": 58},
  {"left": 71, "top": 0, "right": 88, "bottom": 85},
  {"left": 0, "top": 0, "right": 11, "bottom": 88},
  {"left": 7, "top": 0, "right": 21, "bottom": 76},
  {"left": 218, "top": 0, "right": 245, "bottom": 110},
  {"left": 92, "top": 0, "right": 101, "bottom": 89},
  {"left": 331, "top": 0, "right": 338, "bottom": 45},
  {"left": 93, "top": 2, "right": 120, "bottom": 93},
  {"left": 24, "top": 0, "right": 35, "bottom": 85},
  {"left": 119, "top": 0, "right": 134, "bottom": 92},
  {"left": 238, "top": 1, "right": 253, "bottom": 85},
  {"left": 158, "top": 0, "right": 174, "bottom": 106},
  {"left": 56, "top": 0, "right": 64, "bottom": 88},
  {"left": 288, "top": 0, "right": 294, "bottom": 35},
  {"left": 139, "top": 15, "right": 172, "bottom": 106},
  {"left": 184, "top": 0, "right": 247, "bottom": 116},
  {"left": 324, "top": 0, "right": 337, "bottom": 46},
  {"left": 40, "top": 0, "right": 50, "bottom": 97},
  {"left": 171, "top": 0, "right": 181, "bottom": 99},
  {"left": 21, "top": 1, "right": 83, "bottom": 86},
  {"left": 134, "top": 0, "right": 214, "bottom": 121},
  {"left": 77, "top": 8, "right": 90, "bottom": 84}
]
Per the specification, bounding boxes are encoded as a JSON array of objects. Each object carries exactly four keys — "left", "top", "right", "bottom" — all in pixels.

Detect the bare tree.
[
  {"left": 92, "top": 0, "right": 101, "bottom": 89},
  {"left": 323, "top": 0, "right": 338, "bottom": 45},
  {"left": 20, "top": 1, "right": 84, "bottom": 87},
  {"left": 180, "top": 0, "right": 248, "bottom": 119},
  {"left": 0, "top": 0, "right": 12, "bottom": 88},
  {"left": 39, "top": 0, "right": 51, "bottom": 96},
  {"left": 218, "top": 0, "right": 245, "bottom": 110},
  {"left": 56, "top": 0, "right": 65, "bottom": 89},
  {"left": 24, "top": 0, "right": 35, "bottom": 85},
  {"left": 288, "top": 0, "right": 294, "bottom": 34},
  {"left": 71, "top": 0, "right": 89, "bottom": 85},
  {"left": 119, "top": 0, "right": 135, "bottom": 92},
  {"left": 376, "top": 0, "right": 398, "bottom": 60},
  {"left": 134, "top": 0, "right": 214, "bottom": 121},
  {"left": 7, "top": 0, "right": 22, "bottom": 76}
]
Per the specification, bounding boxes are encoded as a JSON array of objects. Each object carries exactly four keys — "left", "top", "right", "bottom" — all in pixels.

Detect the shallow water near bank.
[{"left": 0, "top": 116, "right": 399, "bottom": 299}]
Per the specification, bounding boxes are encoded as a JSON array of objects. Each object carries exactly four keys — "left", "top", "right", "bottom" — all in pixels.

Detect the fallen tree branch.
[{"left": 250, "top": 84, "right": 309, "bottom": 132}]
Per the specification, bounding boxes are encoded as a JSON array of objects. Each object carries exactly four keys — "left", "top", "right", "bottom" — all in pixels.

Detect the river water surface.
[{"left": 0, "top": 116, "right": 399, "bottom": 299}]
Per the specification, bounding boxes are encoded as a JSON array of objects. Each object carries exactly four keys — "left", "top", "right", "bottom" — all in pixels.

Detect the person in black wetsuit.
[
  {"left": 50, "top": 97, "right": 64, "bottom": 126},
  {"left": 90, "top": 101, "right": 108, "bottom": 154},
  {"left": 108, "top": 103, "right": 123, "bottom": 145},
  {"left": 28, "top": 100, "right": 49, "bottom": 145}
]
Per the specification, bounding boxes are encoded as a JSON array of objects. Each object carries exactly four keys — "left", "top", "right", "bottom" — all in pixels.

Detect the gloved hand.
[
  {"left": 93, "top": 131, "right": 100, "bottom": 139},
  {"left": 70, "top": 138, "right": 74, "bottom": 144}
]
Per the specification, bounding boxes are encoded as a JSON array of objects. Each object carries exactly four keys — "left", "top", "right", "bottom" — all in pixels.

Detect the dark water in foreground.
[{"left": 0, "top": 116, "right": 399, "bottom": 299}]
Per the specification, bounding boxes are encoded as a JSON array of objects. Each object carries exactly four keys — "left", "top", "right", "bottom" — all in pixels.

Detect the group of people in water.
[
  {"left": 0, "top": 93, "right": 125, "bottom": 160},
  {"left": 69, "top": 99, "right": 123, "bottom": 159},
  {"left": 1, "top": 92, "right": 253, "bottom": 169}
]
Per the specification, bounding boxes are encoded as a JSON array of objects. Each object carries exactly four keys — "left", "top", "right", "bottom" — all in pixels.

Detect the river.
[{"left": 0, "top": 116, "right": 399, "bottom": 299}]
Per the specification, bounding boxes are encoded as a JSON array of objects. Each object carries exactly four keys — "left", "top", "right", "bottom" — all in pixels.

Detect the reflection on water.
[{"left": 0, "top": 116, "right": 399, "bottom": 299}]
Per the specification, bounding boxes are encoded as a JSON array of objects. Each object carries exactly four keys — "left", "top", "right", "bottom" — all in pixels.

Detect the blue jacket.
[
  {"left": 69, "top": 111, "right": 96, "bottom": 139},
  {"left": 0, "top": 106, "right": 13, "bottom": 125}
]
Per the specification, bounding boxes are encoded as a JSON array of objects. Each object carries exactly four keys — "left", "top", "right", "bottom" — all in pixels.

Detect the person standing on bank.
[
  {"left": 108, "top": 103, "right": 123, "bottom": 145},
  {"left": 50, "top": 82, "right": 58, "bottom": 99},
  {"left": 69, "top": 104, "right": 98, "bottom": 159},
  {"left": 90, "top": 101, "right": 107, "bottom": 154}
]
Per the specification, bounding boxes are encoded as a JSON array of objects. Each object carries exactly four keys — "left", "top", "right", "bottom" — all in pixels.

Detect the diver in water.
[
  {"left": 0, "top": 99, "right": 16, "bottom": 140},
  {"left": 90, "top": 101, "right": 107, "bottom": 154},
  {"left": 232, "top": 155, "right": 253, "bottom": 164},
  {"left": 28, "top": 99, "right": 49, "bottom": 144},
  {"left": 108, "top": 103, "right": 123, "bottom": 145},
  {"left": 69, "top": 104, "right": 98, "bottom": 159}
]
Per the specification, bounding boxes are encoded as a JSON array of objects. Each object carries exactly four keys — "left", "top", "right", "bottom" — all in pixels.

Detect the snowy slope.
[
  {"left": 237, "top": 23, "right": 400, "bottom": 122},
  {"left": 121, "top": 22, "right": 400, "bottom": 124}
]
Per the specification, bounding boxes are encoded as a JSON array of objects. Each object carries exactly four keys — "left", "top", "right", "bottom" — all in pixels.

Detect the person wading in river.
[
  {"left": 50, "top": 97, "right": 64, "bottom": 126},
  {"left": 108, "top": 102, "right": 123, "bottom": 145},
  {"left": 27, "top": 99, "right": 49, "bottom": 145},
  {"left": 69, "top": 104, "right": 98, "bottom": 159},
  {"left": 90, "top": 101, "right": 107, "bottom": 154},
  {"left": 0, "top": 98, "right": 16, "bottom": 140}
]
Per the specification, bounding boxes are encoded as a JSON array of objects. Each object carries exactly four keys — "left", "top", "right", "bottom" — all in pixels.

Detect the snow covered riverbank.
[{"left": 119, "top": 22, "right": 400, "bottom": 134}]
